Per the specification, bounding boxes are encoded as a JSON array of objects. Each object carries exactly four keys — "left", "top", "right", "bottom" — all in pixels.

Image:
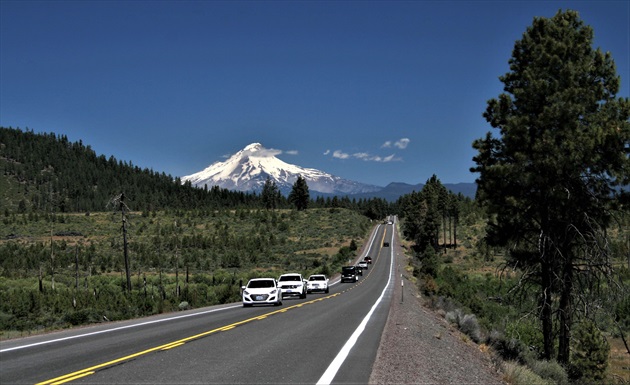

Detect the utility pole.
[
  {"left": 49, "top": 187, "right": 55, "bottom": 291},
  {"left": 121, "top": 193, "right": 131, "bottom": 293}
]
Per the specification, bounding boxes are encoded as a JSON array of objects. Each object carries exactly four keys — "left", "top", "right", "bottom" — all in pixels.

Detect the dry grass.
[{"left": 608, "top": 337, "right": 630, "bottom": 383}]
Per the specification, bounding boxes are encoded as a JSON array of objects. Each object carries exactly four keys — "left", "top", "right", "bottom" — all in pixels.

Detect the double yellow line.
[{"left": 36, "top": 294, "right": 339, "bottom": 385}]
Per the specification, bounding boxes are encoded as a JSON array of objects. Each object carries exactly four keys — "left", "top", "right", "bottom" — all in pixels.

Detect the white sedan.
[
  {"left": 242, "top": 278, "right": 282, "bottom": 307},
  {"left": 306, "top": 274, "right": 329, "bottom": 294}
]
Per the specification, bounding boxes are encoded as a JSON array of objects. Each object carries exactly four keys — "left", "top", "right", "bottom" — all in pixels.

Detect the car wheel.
[
  {"left": 325, "top": 288, "right": 329, "bottom": 293},
  {"left": 300, "top": 290, "right": 306, "bottom": 299},
  {"left": 243, "top": 303, "right": 252, "bottom": 307}
]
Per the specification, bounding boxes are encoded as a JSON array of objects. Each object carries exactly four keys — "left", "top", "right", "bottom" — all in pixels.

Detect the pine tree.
[
  {"left": 288, "top": 175, "right": 309, "bottom": 211},
  {"left": 471, "top": 10, "right": 630, "bottom": 363},
  {"left": 569, "top": 320, "right": 610, "bottom": 383},
  {"left": 261, "top": 177, "right": 280, "bottom": 210}
]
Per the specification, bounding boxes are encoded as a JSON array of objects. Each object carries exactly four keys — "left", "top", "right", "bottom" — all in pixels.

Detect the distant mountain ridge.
[
  {"left": 182, "top": 143, "right": 476, "bottom": 200},
  {"left": 350, "top": 182, "right": 477, "bottom": 201}
]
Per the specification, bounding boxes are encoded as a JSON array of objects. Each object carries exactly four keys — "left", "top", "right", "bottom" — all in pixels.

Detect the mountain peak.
[
  {"left": 242, "top": 143, "right": 263, "bottom": 152},
  {"left": 181, "top": 143, "right": 382, "bottom": 195}
]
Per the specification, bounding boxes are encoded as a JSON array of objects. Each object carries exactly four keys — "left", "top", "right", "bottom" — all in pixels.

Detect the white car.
[
  {"left": 358, "top": 260, "right": 368, "bottom": 269},
  {"left": 278, "top": 273, "right": 307, "bottom": 299},
  {"left": 242, "top": 278, "right": 282, "bottom": 307},
  {"left": 306, "top": 274, "right": 329, "bottom": 293}
]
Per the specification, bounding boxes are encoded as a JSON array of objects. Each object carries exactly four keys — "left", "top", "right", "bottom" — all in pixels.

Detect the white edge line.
[
  {"left": 0, "top": 304, "right": 242, "bottom": 353},
  {"left": 316, "top": 222, "right": 395, "bottom": 385}
]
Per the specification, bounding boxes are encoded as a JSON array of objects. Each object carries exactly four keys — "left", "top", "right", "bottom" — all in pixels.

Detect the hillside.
[{"left": 0, "top": 127, "right": 265, "bottom": 213}]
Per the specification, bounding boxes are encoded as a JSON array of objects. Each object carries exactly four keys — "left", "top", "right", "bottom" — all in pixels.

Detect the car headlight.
[
  {"left": 243, "top": 290, "right": 250, "bottom": 296},
  {"left": 270, "top": 290, "right": 277, "bottom": 294}
]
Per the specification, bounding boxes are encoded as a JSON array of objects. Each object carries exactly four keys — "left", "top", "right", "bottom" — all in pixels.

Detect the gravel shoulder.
[{"left": 369, "top": 251, "right": 506, "bottom": 385}]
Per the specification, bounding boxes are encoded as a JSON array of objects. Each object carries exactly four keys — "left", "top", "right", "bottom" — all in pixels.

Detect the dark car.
[
  {"left": 383, "top": 241, "right": 390, "bottom": 247},
  {"left": 341, "top": 266, "right": 359, "bottom": 283},
  {"left": 363, "top": 256, "right": 372, "bottom": 264}
]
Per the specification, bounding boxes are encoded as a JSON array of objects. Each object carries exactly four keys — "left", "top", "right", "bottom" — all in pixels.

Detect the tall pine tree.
[
  {"left": 288, "top": 175, "right": 309, "bottom": 211},
  {"left": 471, "top": 10, "right": 630, "bottom": 364}
]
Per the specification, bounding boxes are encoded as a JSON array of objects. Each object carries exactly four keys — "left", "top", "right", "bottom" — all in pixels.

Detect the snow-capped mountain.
[{"left": 181, "top": 143, "right": 382, "bottom": 196}]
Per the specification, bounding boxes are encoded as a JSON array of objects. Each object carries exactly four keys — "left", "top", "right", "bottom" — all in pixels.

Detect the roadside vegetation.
[
  {"left": 0, "top": 207, "right": 371, "bottom": 337},
  {"left": 398, "top": 10, "right": 629, "bottom": 385},
  {"left": 397, "top": 175, "right": 629, "bottom": 385}
]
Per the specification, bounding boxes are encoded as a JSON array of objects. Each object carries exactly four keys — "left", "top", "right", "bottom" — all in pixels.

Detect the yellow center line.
[
  {"left": 161, "top": 342, "right": 184, "bottom": 350},
  {"left": 49, "top": 371, "right": 94, "bottom": 385},
  {"left": 35, "top": 292, "right": 341, "bottom": 385}
]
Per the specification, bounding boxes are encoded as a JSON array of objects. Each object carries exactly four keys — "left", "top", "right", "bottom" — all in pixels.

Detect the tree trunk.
[
  {"left": 453, "top": 215, "right": 458, "bottom": 249},
  {"left": 75, "top": 245, "right": 79, "bottom": 290},
  {"left": 50, "top": 229, "right": 55, "bottom": 290},
  {"left": 557, "top": 256, "right": 573, "bottom": 364},
  {"left": 541, "top": 258, "right": 555, "bottom": 360},
  {"left": 442, "top": 213, "right": 447, "bottom": 247}
]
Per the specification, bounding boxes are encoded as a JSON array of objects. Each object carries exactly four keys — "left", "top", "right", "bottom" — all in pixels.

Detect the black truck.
[{"left": 341, "top": 266, "right": 359, "bottom": 283}]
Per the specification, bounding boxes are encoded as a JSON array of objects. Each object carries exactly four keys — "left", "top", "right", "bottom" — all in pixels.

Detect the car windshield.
[
  {"left": 248, "top": 280, "right": 274, "bottom": 288},
  {"left": 309, "top": 276, "right": 324, "bottom": 281},
  {"left": 342, "top": 267, "right": 355, "bottom": 273},
  {"left": 279, "top": 275, "right": 300, "bottom": 281}
]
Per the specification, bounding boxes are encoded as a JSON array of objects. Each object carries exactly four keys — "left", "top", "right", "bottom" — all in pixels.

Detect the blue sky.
[{"left": 1, "top": 1, "right": 628, "bottom": 187}]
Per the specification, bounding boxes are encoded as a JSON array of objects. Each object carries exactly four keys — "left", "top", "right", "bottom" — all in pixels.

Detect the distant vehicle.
[
  {"left": 363, "top": 256, "right": 372, "bottom": 264},
  {"left": 358, "top": 260, "right": 368, "bottom": 269},
  {"left": 278, "top": 273, "right": 307, "bottom": 299},
  {"left": 242, "top": 278, "right": 282, "bottom": 307},
  {"left": 383, "top": 241, "right": 390, "bottom": 247},
  {"left": 306, "top": 274, "right": 329, "bottom": 293},
  {"left": 387, "top": 221, "right": 393, "bottom": 225},
  {"left": 341, "top": 266, "right": 359, "bottom": 283}
]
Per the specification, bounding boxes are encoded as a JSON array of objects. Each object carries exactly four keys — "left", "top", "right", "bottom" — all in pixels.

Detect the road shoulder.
[{"left": 369, "top": 251, "right": 505, "bottom": 384}]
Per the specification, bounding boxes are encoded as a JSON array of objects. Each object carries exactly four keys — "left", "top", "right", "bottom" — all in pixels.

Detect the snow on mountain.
[{"left": 181, "top": 143, "right": 382, "bottom": 195}]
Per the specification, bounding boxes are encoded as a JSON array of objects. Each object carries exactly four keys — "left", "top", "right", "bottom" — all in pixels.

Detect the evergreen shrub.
[
  {"left": 569, "top": 320, "right": 610, "bottom": 383},
  {"left": 530, "top": 360, "right": 568, "bottom": 385}
]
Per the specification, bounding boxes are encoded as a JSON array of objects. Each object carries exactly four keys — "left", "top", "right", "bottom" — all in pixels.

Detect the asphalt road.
[{"left": 0, "top": 221, "right": 397, "bottom": 385}]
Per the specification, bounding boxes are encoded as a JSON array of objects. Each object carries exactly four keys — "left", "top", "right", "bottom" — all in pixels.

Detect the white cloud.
[
  {"left": 382, "top": 154, "right": 399, "bottom": 162},
  {"left": 353, "top": 152, "right": 401, "bottom": 162},
  {"left": 353, "top": 152, "right": 370, "bottom": 160},
  {"left": 333, "top": 150, "right": 350, "bottom": 159},
  {"left": 382, "top": 138, "right": 410, "bottom": 149},
  {"left": 327, "top": 144, "right": 404, "bottom": 162},
  {"left": 285, "top": 150, "right": 298, "bottom": 155},
  {"left": 249, "top": 147, "right": 282, "bottom": 157},
  {"left": 394, "top": 138, "right": 410, "bottom": 149}
]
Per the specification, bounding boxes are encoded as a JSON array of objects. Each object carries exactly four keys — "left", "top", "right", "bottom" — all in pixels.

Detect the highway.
[{"left": 0, "top": 220, "right": 398, "bottom": 385}]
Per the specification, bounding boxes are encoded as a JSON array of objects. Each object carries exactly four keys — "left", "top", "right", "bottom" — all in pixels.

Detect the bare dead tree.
[
  {"left": 49, "top": 186, "right": 56, "bottom": 291},
  {"left": 108, "top": 193, "right": 132, "bottom": 292}
]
